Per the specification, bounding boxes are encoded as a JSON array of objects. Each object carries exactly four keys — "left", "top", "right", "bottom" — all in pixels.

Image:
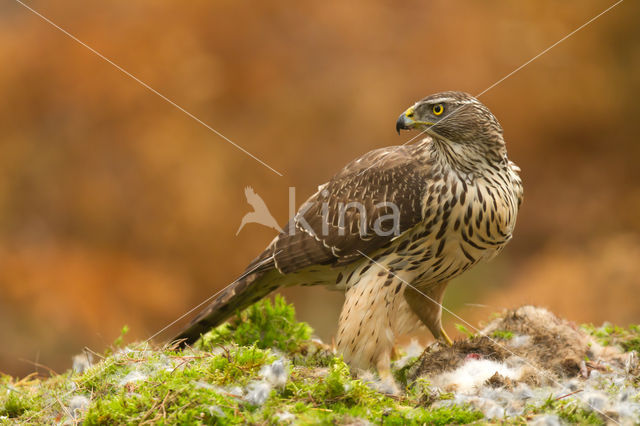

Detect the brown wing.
[
  {"left": 173, "top": 144, "right": 434, "bottom": 346},
  {"left": 253, "top": 145, "right": 432, "bottom": 275}
]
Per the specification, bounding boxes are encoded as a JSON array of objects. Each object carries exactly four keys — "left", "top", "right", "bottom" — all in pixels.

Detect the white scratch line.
[{"left": 14, "top": 0, "right": 283, "bottom": 177}]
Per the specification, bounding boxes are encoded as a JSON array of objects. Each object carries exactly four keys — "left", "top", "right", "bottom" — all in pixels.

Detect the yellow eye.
[{"left": 433, "top": 104, "right": 444, "bottom": 116}]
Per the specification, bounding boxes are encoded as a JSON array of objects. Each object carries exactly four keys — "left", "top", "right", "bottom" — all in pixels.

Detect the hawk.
[{"left": 174, "top": 91, "right": 523, "bottom": 389}]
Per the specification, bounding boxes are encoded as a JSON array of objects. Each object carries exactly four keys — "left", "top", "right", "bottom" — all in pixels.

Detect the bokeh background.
[{"left": 1, "top": 0, "right": 639, "bottom": 378}]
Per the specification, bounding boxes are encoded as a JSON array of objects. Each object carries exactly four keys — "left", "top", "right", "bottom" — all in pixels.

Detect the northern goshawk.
[{"left": 174, "top": 91, "right": 523, "bottom": 387}]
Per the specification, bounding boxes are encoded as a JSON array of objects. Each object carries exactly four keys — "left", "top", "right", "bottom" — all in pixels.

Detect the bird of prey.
[{"left": 174, "top": 91, "right": 523, "bottom": 389}]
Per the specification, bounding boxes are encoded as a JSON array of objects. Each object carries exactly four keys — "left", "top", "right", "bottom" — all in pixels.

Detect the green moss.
[
  {"left": 81, "top": 344, "right": 278, "bottom": 424},
  {"left": 454, "top": 323, "right": 475, "bottom": 338},
  {"left": 582, "top": 323, "right": 640, "bottom": 352},
  {"left": 198, "top": 295, "right": 312, "bottom": 353},
  {"left": 0, "top": 372, "right": 76, "bottom": 423},
  {"left": 536, "top": 396, "right": 604, "bottom": 425},
  {"left": 393, "top": 358, "right": 419, "bottom": 388},
  {"left": 0, "top": 390, "right": 33, "bottom": 418},
  {"left": 314, "top": 358, "right": 371, "bottom": 402},
  {"left": 80, "top": 355, "right": 125, "bottom": 393},
  {"left": 290, "top": 340, "right": 334, "bottom": 368},
  {"left": 83, "top": 377, "right": 241, "bottom": 424},
  {"left": 81, "top": 345, "right": 484, "bottom": 425},
  {"left": 0, "top": 297, "right": 484, "bottom": 424},
  {"left": 10, "top": 303, "right": 640, "bottom": 424},
  {"left": 207, "top": 345, "right": 273, "bottom": 385},
  {"left": 491, "top": 330, "right": 514, "bottom": 340},
  {"left": 111, "top": 325, "right": 130, "bottom": 350}
]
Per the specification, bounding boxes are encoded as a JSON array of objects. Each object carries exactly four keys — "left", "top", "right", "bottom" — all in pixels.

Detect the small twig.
[
  {"left": 170, "top": 358, "right": 193, "bottom": 374},
  {"left": 18, "top": 358, "right": 59, "bottom": 377},
  {"left": 219, "top": 391, "right": 244, "bottom": 399},
  {"left": 15, "top": 372, "right": 40, "bottom": 386},
  {"left": 114, "top": 358, "right": 149, "bottom": 365},
  {"left": 139, "top": 390, "right": 171, "bottom": 424},
  {"left": 160, "top": 390, "right": 171, "bottom": 419},
  {"left": 54, "top": 395, "right": 74, "bottom": 424},
  {"left": 555, "top": 389, "right": 583, "bottom": 401},
  {"left": 168, "top": 354, "right": 210, "bottom": 360},
  {"left": 218, "top": 344, "right": 232, "bottom": 361},
  {"left": 83, "top": 346, "right": 105, "bottom": 360},
  {"left": 165, "top": 338, "right": 188, "bottom": 351}
]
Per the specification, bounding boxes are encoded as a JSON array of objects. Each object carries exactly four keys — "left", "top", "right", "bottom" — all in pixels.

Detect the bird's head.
[{"left": 396, "top": 91, "right": 504, "bottom": 152}]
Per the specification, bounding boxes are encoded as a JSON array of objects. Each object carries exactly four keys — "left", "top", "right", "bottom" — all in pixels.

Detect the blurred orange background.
[{"left": 1, "top": 0, "right": 639, "bottom": 377}]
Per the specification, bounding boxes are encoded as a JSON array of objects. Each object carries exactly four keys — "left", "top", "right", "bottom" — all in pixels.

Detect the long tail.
[{"left": 172, "top": 256, "right": 281, "bottom": 347}]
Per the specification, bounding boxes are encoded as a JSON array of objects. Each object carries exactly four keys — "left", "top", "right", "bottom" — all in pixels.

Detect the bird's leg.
[
  {"left": 440, "top": 325, "right": 453, "bottom": 346},
  {"left": 376, "top": 352, "right": 400, "bottom": 395},
  {"left": 336, "top": 277, "right": 401, "bottom": 394},
  {"left": 404, "top": 280, "right": 452, "bottom": 345}
]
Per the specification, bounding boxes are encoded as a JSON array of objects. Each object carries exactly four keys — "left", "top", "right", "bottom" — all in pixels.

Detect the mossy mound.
[
  {"left": 2, "top": 298, "right": 640, "bottom": 424},
  {"left": 0, "top": 296, "right": 482, "bottom": 425}
]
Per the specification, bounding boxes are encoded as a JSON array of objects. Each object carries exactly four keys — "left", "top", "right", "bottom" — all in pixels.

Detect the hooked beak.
[
  {"left": 396, "top": 105, "right": 435, "bottom": 135},
  {"left": 396, "top": 106, "right": 419, "bottom": 134},
  {"left": 396, "top": 113, "right": 414, "bottom": 134}
]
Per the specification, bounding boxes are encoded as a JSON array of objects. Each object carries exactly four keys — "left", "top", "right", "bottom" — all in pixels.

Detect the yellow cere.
[{"left": 404, "top": 106, "right": 415, "bottom": 118}]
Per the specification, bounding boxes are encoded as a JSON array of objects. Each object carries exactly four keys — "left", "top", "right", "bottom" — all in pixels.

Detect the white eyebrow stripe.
[
  {"left": 425, "top": 97, "right": 477, "bottom": 105},
  {"left": 425, "top": 97, "right": 453, "bottom": 104}
]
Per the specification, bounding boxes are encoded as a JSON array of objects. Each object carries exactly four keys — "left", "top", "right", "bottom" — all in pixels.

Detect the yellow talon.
[{"left": 441, "top": 326, "right": 453, "bottom": 346}]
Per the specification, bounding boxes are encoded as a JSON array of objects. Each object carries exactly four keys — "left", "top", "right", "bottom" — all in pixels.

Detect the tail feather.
[{"left": 173, "top": 252, "right": 282, "bottom": 347}]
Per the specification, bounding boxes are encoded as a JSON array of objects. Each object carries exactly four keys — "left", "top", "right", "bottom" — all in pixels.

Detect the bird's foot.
[{"left": 377, "top": 369, "right": 400, "bottom": 395}]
